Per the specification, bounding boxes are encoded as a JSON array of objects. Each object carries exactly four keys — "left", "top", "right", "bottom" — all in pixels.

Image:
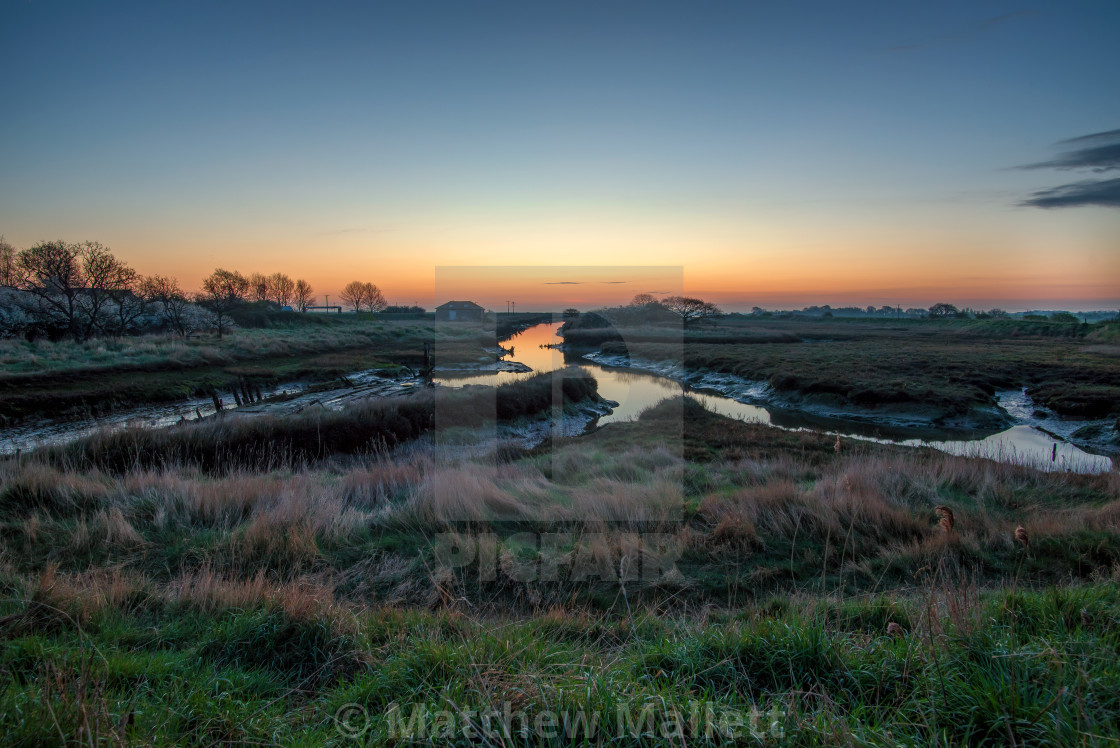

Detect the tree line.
[
  {"left": 1, "top": 237, "right": 213, "bottom": 340},
  {"left": 0, "top": 237, "right": 391, "bottom": 341}
]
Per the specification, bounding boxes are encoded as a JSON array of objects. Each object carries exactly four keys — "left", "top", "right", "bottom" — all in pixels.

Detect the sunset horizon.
[
  {"left": 3, "top": 1, "right": 1117, "bottom": 313},
  {"left": 3, "top": 4, "right": 1119, "bottom": 743}
]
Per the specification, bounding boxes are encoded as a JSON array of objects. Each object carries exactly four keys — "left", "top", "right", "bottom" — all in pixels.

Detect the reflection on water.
[
  {"left": 440, "top": 321, "right": 1114, "bottom": 474},
  {"left": 4, "top": 321, "right": 1112, "bottom": 474},
  {"left": 906, "top": 426, "right": 1111, "bottom": 474}
]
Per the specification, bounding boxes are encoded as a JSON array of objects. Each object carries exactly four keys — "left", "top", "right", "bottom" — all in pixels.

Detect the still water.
[
  {"left": 436, "top": 322, "right": 1114, "bottom": 474},
  {"left": 3, "top": 322, "right": 1111, "bottom": 474}
]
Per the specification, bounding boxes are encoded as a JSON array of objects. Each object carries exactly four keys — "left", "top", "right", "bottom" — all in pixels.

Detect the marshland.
[
  {"left": 2, "top": 308, "right": 1120, "bottom": 745},
  {"left": 4, "top": 2, "right": 1120, "bottom": 744}
]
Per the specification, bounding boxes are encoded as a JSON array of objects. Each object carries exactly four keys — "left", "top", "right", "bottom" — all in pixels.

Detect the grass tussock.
[
  {"left": 3, "top": 394, "right": 1120, "bottom": 744},
  {"left": 590, "top": 316, "right": 1120, "bottom": 421},
  {"left": 43, "top": 369, "right": 600, "bottom": 474}
]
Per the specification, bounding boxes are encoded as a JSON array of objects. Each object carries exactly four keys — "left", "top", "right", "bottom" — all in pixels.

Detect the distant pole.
[{"left": 512, "top": 301, "right": 515, "bottom": 314}]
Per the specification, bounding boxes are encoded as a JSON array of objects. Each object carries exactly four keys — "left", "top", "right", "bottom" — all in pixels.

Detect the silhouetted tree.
[
  {"left": 293, "top": 279, "right": 314, "bottom": 312},
  {"left": 16, "top": 240, "right": 84, "bottom": 337},
  {"left": 0, "top": 236, "right": 17, "bottom": 288},
  {"left": 928, "top": 302, "right": 959, "bottom": 318},
  {"left": 141, "top": 275, "right": 188, "bottom": 336},
  {"left": 630, "top": 293, "right": 657, "bottom": 306},
  {"left": 361, "top": 282, "right": 386, "bottom": 312},
  {"left": 341, "top": 280, "right": 387, "bottom": 312},
  {"left": 77, "top": 241, "right": 136, "bottom": 339},
  {"left": 340, "top": 280, "right": 366, "bottom": 312},
  {"left": 662, "top": 295, "right": 722, "bottom": 325},
  {"left": 267, "top": 272, "right": 295, "bottom": 307},
  {"left": 15, "top": 240, "right": 133, "bottom": 340},
  {"left": 200, "top": 268, "right": 249, "bottom": 337},
  {"left": 106, "top": 266, "right": 146, "bottom": 335},
  {"left": 247, "top": 273, "right": 270, "bottom": 303}
]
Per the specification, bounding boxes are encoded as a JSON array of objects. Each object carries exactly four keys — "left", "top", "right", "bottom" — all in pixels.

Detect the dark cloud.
[
  {"left": 1018, "top": 129, "right": 1120, "bottom": 209},
  {"left": 1021, "top": 129, "right": 1120, "bottom": 172},
  {"left": 887, "top": 10, "right": 1034, "bottom": 52},
  {"left": 544, "top": 281, "right": 582, "bottom": 285},
  {"left": 1020, "top": 178, "right": 1120, "bottom": 209},
  {"left": 600, "top": 281, "right": 627, "bottom": 284}
]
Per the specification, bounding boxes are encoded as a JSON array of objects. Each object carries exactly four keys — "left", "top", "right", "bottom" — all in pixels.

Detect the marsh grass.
[
  {"left": 3, "top": 395, "right": 1119, "bottom": 744},
  {"left": 42, "top": 370, "right": 599, "bottom": 474},
  {"left": 591, "top": 316, "right": 1120, "bottom": 421},
  {"left": 0, "top": 318, "right": 501, "bottom": 421},
  {"left": 4, "top": 576, "right": 1119, "bottom": 745}
]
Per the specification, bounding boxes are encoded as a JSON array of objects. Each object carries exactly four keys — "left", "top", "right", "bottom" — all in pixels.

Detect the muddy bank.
[
  {"left": 434, "top": 359, "right": 533, "bottom": 375},
  {"left": 0, "top": 367, "right": 424, "bottom": 456},
  {"left": 998, "top": 388, "right": 1120, "bottom": 457},
  {"left": 583, "top": 351, "right": 1022, "bottom": 438},
  {"left": 428, "top": 396, "right": 619, "bottom": 461}
]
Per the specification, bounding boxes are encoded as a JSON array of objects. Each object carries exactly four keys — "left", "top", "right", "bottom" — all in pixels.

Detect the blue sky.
[{"left": 2, "top": 1, "right": 1117, "bottom": 309}]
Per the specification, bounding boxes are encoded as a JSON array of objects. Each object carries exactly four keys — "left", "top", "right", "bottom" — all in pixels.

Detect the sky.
[{"left": 1, "top": 0, "right": 1118, "bottom": 312}]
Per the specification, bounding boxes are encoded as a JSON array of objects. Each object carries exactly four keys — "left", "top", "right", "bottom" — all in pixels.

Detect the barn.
[{"left": 435, "top": 300, "right": 485, "bottom": 322}]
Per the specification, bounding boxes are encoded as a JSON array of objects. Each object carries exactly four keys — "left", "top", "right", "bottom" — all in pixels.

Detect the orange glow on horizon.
[{"left": 18, "top": 208, "right": 1117, "bottom": 313}]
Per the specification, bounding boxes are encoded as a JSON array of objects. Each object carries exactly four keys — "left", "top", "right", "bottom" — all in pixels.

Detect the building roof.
[{"left": 435, "top": 300, "right": 484, "bottom": 310}]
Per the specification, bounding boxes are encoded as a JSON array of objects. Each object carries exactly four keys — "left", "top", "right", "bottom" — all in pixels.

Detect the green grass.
[
  {"left": 34, "top": 369, "right": 600, "bottom": 474},
  {"left": 577, "top": 316, "right": 1120, "bottom": 423},
  {"left": 3, "top": 387, "right": 1120, "bottom": 745},
  {"left": 3, "top": 579, "right": 1119, "bottom": 746},
  {"left": 0, "top": 318, "right": 498, "bottom": 421}
]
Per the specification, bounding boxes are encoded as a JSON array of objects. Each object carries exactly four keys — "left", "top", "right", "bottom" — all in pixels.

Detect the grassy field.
[
  {"left": 3, "top": 382, "right": 1119, "bottom": 745},
  {"left": 572, "top": 316, "right": 1120, "bottom": 428},
  {"left": 0, "top": 316, "right": 517, "bottom": 423}
]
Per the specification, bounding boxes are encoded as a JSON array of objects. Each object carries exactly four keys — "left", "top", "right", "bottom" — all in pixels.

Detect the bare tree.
[
  {"left": 340, "top": 280, "right": 387, "bottom": 312},
  {"left": 661, "top": 295, "right": 722, "bottom": 326},
  {"left": 200, "top": 268, "right": 249, "bottom": 337},
  {"left": 362, "top": 282, "right": 386, "bottom": 312},
  {"left": 267, "top": 272, "right": 295, "bottom": 308},
  {"left": 106, "top": 266, "right": 147, "bottom": 335},
  {"left": 141, "top": 275, "right": 213, "bottom": 337},
  {"left": 0, "top": 236, "right": 17, "bottom": 288},
  {"left": 247, "top": 273, "right": 270, "bottom": 303},
  {"left": 78, "top": 241, "right": 135, "bottom": 339},
  {"left": 17, "top": 240, "right": 85, "bottom": 338},
  {"left": 630, "top": 293, "right": 657, "bottom": 306},
  {"left": 141, "top": 275, "right": 186, "bottom": 336},
  {"left": 14, "top": 240, "right": 136, "bottom": 339},
  {"left": 928, "top": 302, "right": 960, "bottom": 318},
  {"left": 293, "top": 279, "right": 314, "bottom": 312},
  {"left": 340, "top": 280, "right": 367, "bottom": 312}
]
